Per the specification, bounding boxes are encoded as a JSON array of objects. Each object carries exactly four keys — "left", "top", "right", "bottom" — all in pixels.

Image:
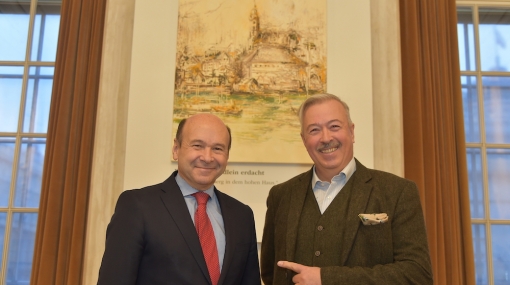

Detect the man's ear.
[
  {"left": 350, "top": 123, "right": 355, "bottom": 143},
  {"left": 172, "top": 138, "right": 179, "bottom": 160}
]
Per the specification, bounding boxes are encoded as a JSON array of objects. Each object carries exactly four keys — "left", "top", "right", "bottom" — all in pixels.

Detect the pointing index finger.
[{"left": 277, "top": 261, "right": 302, "bottom": 273}]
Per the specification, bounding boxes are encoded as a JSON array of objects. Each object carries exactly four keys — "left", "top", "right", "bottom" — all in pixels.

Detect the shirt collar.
[
  {"left": 175, "top": 172, "right": 216, "bottom": 198},
  {"left": 312, "top": 157, "right": 357, "bottom": 185}
]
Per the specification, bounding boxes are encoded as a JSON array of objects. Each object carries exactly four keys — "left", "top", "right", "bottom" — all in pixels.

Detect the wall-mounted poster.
[{"left": 173, "top": 0, "right": 327, "bottom": 163}]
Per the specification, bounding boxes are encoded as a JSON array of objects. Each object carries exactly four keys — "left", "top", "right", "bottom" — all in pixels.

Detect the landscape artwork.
[{"left": 173, "top": 0, "right": 327, "bottom": 163}]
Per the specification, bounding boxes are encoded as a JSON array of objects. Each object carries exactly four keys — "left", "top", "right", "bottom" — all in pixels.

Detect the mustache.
[{"left": 316, "top": 142, "right": 341, "bottom": 152}]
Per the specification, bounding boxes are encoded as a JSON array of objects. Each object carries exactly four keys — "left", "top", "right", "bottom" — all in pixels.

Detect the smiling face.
[
  {"left": 172, "top": 114, "right": 230, "bottom": 190},
  {"left": 300, "top": 99, "right": 355, "bottom": 182}
]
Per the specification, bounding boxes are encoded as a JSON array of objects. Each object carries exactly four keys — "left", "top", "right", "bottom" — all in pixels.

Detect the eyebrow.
[
  {"left": 187, "top": 139, "right": 205, "bottom": 145},
  {"left": 305, "top": 119, "right": 344, "bottom": 129},
  {"left": 188, "top": 139, "right": 227, "bottom": 149}
]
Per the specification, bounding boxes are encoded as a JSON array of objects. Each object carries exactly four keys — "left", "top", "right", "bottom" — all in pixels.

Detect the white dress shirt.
[{"left": 312, "top": 157, "right": 357, "bottom": 214}]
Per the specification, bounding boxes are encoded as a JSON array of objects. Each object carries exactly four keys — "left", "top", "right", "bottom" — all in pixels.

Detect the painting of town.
[{"left": 173, "top": 0, "right": 327, "bottom": 163}]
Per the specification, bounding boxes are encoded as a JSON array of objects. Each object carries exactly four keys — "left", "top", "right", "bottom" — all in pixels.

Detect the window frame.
[
  {"left": 457, "top": 1, "right": 510, "bottom": 285},
  {"left": 0, "top": 0, "right": 61, "bottom": 283}
]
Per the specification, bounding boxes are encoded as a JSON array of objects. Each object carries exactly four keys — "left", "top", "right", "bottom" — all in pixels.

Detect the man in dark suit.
[
  {"left": 97, "top": 113, "right": 261, "bottom": 285},
  {"left": 260, "top": 94, "right": 433, "bottom": 285}
]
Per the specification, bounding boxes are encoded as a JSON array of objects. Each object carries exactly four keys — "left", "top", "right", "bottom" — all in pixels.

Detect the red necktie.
[{"left": 192, "top": 192, "right": 221, "bottom": 285}]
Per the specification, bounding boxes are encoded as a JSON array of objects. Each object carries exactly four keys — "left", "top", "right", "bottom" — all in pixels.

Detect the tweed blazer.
[{"left": 260, "top": 159, "right": 433, "bottom": 285}]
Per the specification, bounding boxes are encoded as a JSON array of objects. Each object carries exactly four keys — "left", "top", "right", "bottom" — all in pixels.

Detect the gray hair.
[{"left": 297, "top": 93, "right": 353, "bottom": 129}]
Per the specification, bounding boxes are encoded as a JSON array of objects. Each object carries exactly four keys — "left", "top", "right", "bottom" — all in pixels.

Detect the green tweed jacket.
[{"left": 260, "top": 159, "right": 433, "bottom": 285}]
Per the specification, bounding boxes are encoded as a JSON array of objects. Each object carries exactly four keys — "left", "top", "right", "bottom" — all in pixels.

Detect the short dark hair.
[{"left": 175, "top": 118, "right": 232, "bottom": 150}]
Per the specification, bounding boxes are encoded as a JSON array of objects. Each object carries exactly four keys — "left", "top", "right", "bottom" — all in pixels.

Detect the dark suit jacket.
[
  {"left": 97, "top": 171, "right": 261, "bottom": 285},
  {"left": 260, "top": 159, "right": 433, "bottom": 285}
]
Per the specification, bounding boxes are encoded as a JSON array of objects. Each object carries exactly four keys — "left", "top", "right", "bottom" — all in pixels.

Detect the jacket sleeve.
[
  {"left": 260, "top": 186, "right": 277, "bottom": 285},
  {"left": 241, "top": 209, "right": 262, "bottom": 285},
  {"left": 320, "top": 181, "right": 433, "bottom": 285},
  {"left": 97, "top": 190, "right": 144, "bottom": 285}
]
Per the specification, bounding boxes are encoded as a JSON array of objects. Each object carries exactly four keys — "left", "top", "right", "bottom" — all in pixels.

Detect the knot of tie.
[{"left": 192, "top": 191, "right": 210, "bottom": 205}]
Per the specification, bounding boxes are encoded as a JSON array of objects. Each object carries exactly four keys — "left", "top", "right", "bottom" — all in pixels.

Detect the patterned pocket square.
[{"left": 358, "top": 213, "right": 389, "bottom": 225}]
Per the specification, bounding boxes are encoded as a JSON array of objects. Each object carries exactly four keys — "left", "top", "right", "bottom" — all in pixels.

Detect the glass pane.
[
  {"left": 14, "top": 138, "right": 45, "bottom": 208},
  {"left": 6, "top": 212, "right": 38, "bottom": 285},
  {"left": 0, "top": 2, "right": 30, "bottom": 61},
  {"left": 30, "top": 2, "right": 61, "bottom": 61},
  {"left": 457, "top": 7, "right": 476, "bottom": 71},
  {"left": 0, "top": 212, "right": 6, "bottom": 270},
  {"left": 462, "top": 76, "right": 480, "bottom": 142},
  {"left": 0, "top": 66, "right": 24, "bottom": 132},
  {"left": 483, "top": 76, "right": 510, "bottom": 144},
  {"left": 479, "top": 8, "right": 510, "bottom": 72},
  {"left": 487, "top": 148, "right": 510, "bottom": 220},
  {"left": 472, "top": 224, "right": 489, "bottom": 285},
  {"left": 0, "top": 137, "right": 16, "bottom": 207},
  {"left": 492, "top": 225, "right": 510, "bottom": 285},
  {"left": 467, "top": 148, "right": 484, "bottom": 218},
  {"left": 22, "top": 67, "right": 54, "bottom": 133}
]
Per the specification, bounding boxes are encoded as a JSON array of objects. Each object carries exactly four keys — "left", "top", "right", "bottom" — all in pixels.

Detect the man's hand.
[{"left": 277, "top": 261, "right": 321, "bottom": 285}]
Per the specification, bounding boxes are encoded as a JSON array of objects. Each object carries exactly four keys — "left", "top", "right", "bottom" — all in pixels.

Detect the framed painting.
[{"left": 173, "top": 0, "right": 327, "bottom": 163}]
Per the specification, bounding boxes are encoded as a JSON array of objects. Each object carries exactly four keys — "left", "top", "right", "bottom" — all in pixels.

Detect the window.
[
  {"left": 0, "top": 0, "right": 61, "bottom": 284},
  {"left": 457, "top": 2, "right": 510, "bottom": 285}
]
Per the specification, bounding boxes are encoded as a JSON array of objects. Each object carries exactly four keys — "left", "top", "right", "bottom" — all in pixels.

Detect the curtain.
[
  {"left": 30, "top": 0, "right": 107, "bottom": 283},
  {"left": 399, "top": 0, "right": 475, "bottom": 284}
]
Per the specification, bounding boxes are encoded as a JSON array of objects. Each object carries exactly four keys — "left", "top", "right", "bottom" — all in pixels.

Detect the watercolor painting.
[{"left": 173, "top": 0, "right": 327, "bottom": 163}]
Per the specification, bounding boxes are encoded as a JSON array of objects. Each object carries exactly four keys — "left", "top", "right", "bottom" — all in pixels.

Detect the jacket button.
[
  {"left": 317, "top": 225, "right": 323, "bottom": 231},
  {"left": 315, "top": 251, "right": 321, "bottom": 257}
]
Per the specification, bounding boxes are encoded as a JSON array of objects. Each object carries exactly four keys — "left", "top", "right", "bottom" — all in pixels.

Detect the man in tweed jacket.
[{"left": 260, "top": 94, "right": 433, "bottom": 285}]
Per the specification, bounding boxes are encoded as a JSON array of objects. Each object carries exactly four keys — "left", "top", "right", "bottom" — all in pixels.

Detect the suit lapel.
[
  {"left": 159, "top": 172, "right": 211, "bottom": 284},
  {"left": 338, "top": 160, "right": 373, "bottom": 265},
  {"left": 286, "top": 169, "right": 313, "bottom": 262}
]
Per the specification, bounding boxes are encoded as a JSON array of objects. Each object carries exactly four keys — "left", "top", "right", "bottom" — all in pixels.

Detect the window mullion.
[
  {"left": 472, "top": 4, "right": 495, "bottom": 285},
  {"left": 0, "top": 209, "right": 13, "bottom": 285},
  {"left": 17, "top": 0, "right": 39, "bottom": 136}
]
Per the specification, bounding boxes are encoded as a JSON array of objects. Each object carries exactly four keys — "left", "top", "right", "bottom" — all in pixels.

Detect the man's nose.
[
  {"left": 320, "top": 128, "right": 332, "bottom": 142},
  {"left": 200, "top": 148, "right": 214, "bottom": 162}
]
